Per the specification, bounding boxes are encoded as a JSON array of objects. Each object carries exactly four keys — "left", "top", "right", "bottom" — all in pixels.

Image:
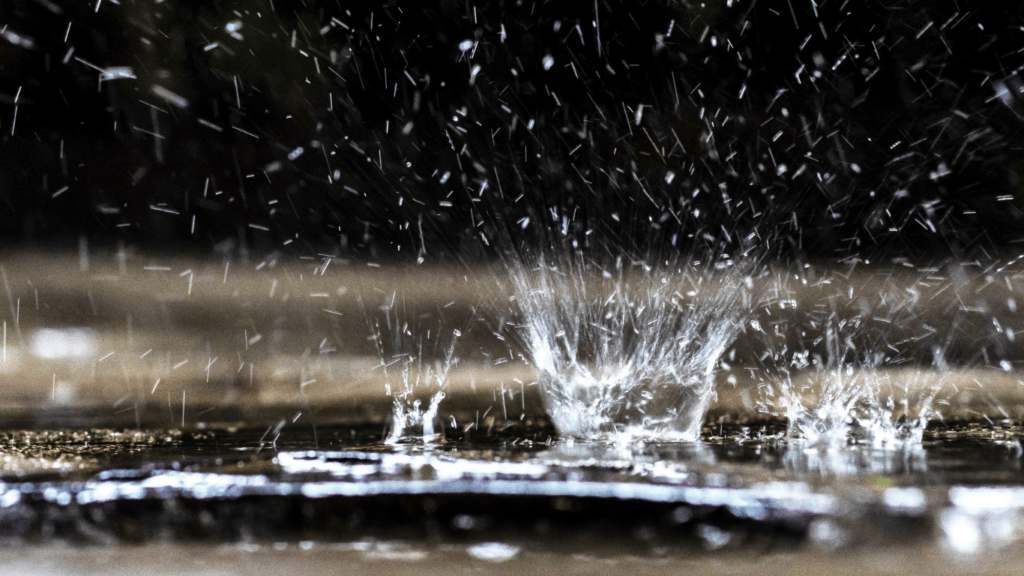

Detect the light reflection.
[
  {"left": 781, "top": 441, "right": 928, "bottom": 476},
  {"left": 30, "top": 328, "right": 97, "bottom": 359},
  {"left": 466, "top": 542, "right": 520, "bottom": 562},
  {"left": 941, "top": 488, "right": 1024, "bottom": 554}
]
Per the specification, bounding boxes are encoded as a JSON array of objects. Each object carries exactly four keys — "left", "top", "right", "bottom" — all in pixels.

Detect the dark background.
[{"left": 1, "top": 0, "right": 1022, "bottom": 262}]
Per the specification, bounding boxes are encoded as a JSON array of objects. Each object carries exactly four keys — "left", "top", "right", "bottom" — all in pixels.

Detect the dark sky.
[{"left": 1, "top": 0, "right": 1022, "bottom": 262}]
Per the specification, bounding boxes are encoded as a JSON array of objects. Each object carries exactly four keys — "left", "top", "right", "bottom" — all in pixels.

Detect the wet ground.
[
  {"left": 1, "top": 417, "right": 1023, "bottom": 566},
  {"left": 9, "top": 541, "right": 1024, "bottom": 576}
]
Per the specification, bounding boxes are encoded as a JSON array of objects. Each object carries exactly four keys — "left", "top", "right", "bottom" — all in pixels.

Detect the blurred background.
[{"left": 0, "top": 0, "right": 1022, "bottom": 261}]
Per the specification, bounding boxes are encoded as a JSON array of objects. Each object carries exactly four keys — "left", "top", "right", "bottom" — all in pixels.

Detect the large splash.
[{"left": 507, "top": 251, "right": 753, "bottom": 442}]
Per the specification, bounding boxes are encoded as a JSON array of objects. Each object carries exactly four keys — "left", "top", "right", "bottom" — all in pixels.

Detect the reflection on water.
[
  {"left": 0, "top": 419, "right": 1020, "bottom": 554},
  {"left": 941, "top": 487, "right": 1024, "bottom": 554},
  {"left": 780, "top": 442, "right": 928, "bottom": 477}
]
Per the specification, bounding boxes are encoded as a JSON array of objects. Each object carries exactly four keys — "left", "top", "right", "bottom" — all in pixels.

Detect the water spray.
[{"left": 506, "top": 250, "right": 754, "bottom": 442}]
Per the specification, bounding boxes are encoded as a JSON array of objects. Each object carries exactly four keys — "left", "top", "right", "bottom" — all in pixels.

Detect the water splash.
[
  {"left": 368, "top": 296, "right": 461, "bottom": 445},
  {"left": 769, "top": 275, "right": 953, "bottom": 449},
  {"left": 783, "top": 364, "right": 948, "bottom": 449},
  {"left": 380, "top": 333, "right": 459, "bottom": 444},
  {"left": 855, "top": 363, "right": 948, "bottom": 447},
  {"left": 386, "top": 391, "right": 447, "bottom": 445},
  {"left": 507, "top": 251, "right": 753, "bottom": 442}
]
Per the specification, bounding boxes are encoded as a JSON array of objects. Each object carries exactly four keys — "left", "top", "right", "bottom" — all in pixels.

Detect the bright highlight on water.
[{"left": 506, "top": 251, "right": 754, "bottom": 442}]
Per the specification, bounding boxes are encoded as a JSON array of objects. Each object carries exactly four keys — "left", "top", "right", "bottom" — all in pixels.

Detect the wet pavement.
[{"left": 0, "top": 418, "right": 1022, "bottom": 563}]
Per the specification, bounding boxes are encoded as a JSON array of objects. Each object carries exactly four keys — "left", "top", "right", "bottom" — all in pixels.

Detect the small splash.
[
  {"left": 507, "top": 251, "right": 753, "bottom": 442},
  {"left": 854, "top": 367, "right": 947, "bottom": 447},
  {"left": 768, "top": 278, "right": 952, "bottom": 449},
  {"left": 782, "top": 346, "right": 949, "bottom": 449},
  {"left": 371, "top": 301, "right": 461, "bottom": 445},
  {"left": 386, "top": 391, "right": 446, "bottom": 445}
]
